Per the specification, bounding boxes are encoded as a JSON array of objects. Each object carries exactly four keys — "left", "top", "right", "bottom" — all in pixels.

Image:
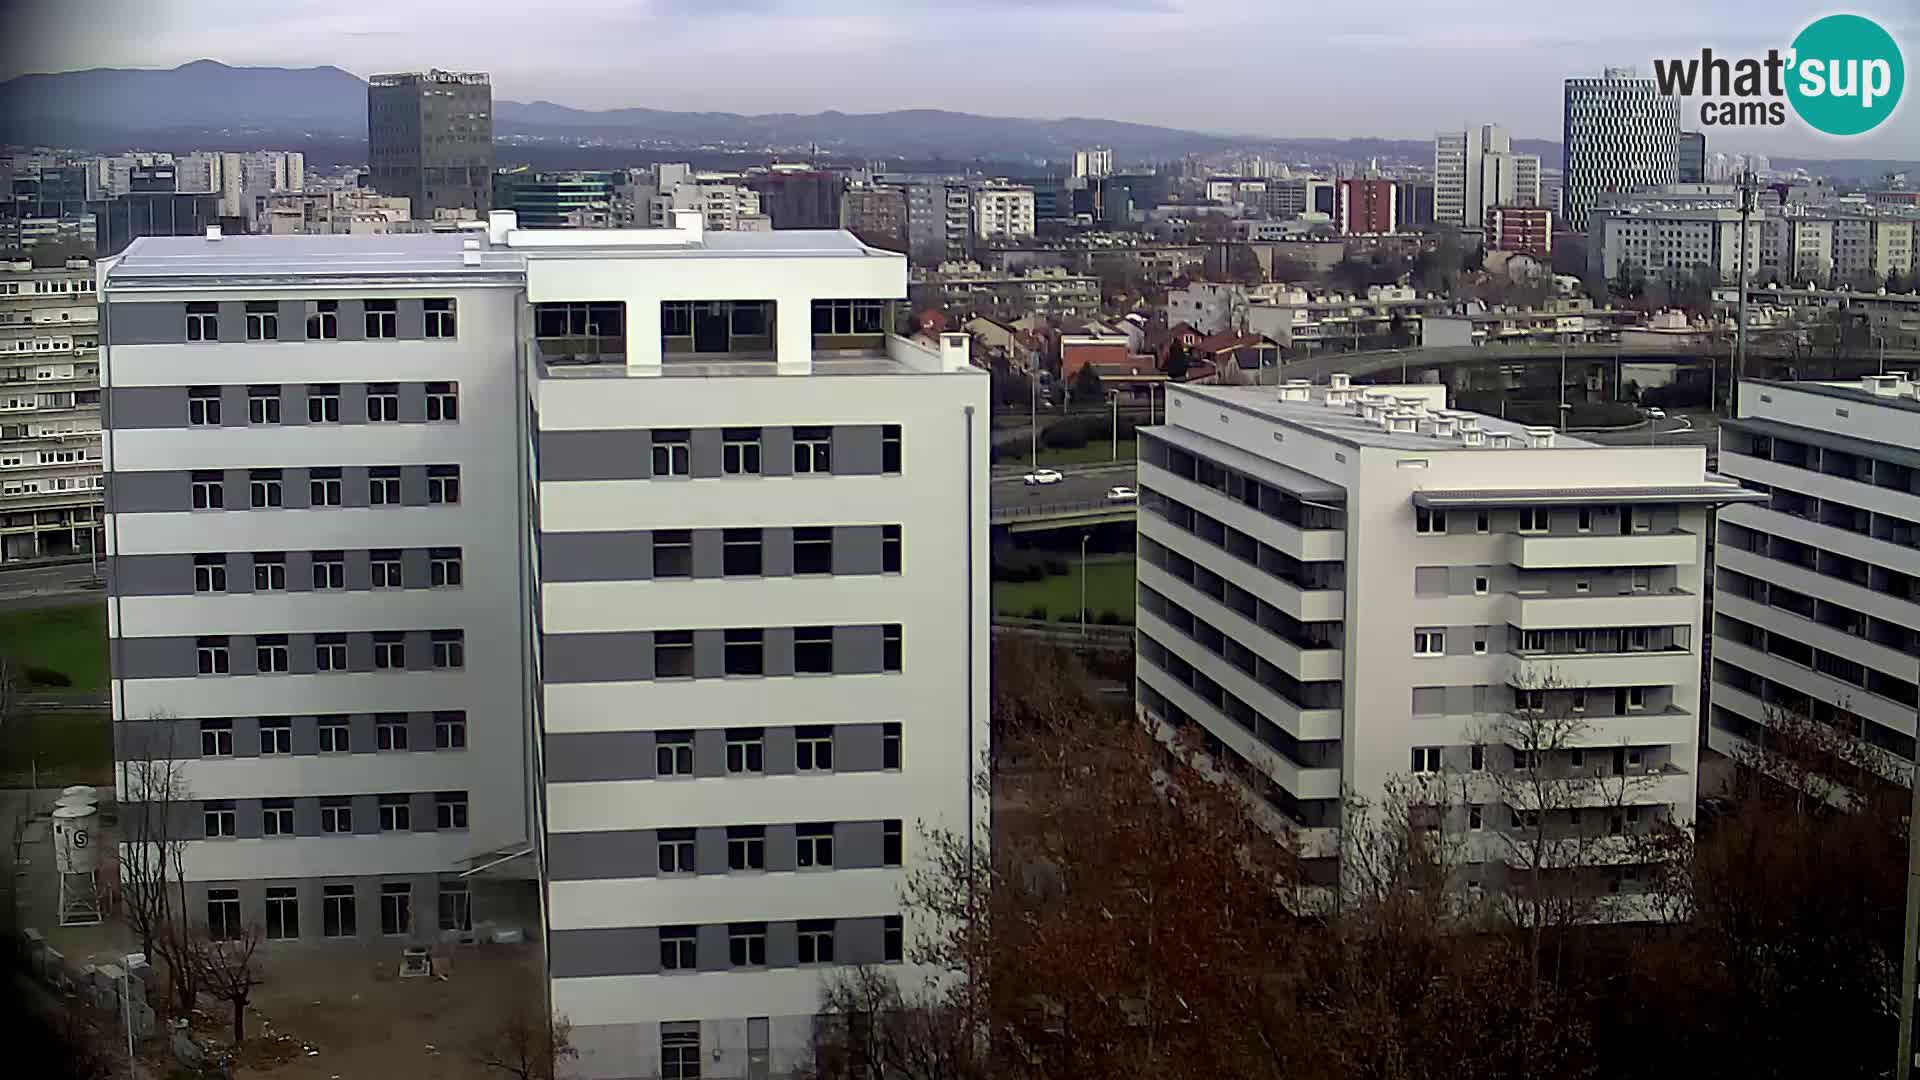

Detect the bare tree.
[
  {"left": 808, "top": 967, "right": 985, "bottom": 1080},
  {"left": 470, "top": 992, "right": 577, "bottom": 1080},
  {"left": 192, "top": 920, "right": 263, "bottom": 1045},
  {"left": 116, "top": 715, "right": 200, "bottom": 1015}
]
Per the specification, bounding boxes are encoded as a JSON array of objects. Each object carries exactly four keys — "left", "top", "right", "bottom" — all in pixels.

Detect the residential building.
[
  {"left": 1562, "top": 68, "right": 1680, "bottom": 231},
  {"left": 745, "top": 168, "right": 843, "bottom": 230},
  {"left": 258, "top": 191, "right": 413, "bottom": 236},
  {"left": 1336, "top": 179, "right": 1398, "bottom": 236},
  {"left": 1434, "top": 125, "right": 1540, "bottom": 229},
  {"left": 101, "top": 211, "right": 987, "bottom": 1077},
  {"left": 1678, "top": 131, "right": 1706, "bottom": 184},
  {"left": 841, "top": 184, "right": 909, "bottom": 253},
  {"left": 2, "top": 160, "right": 92, "bottom": 252},
  {"left": 1396, "top": 181, "right": 1436, "bottom": 231},
  {"left": 367, "top": 70, "right": 494, "bottom": 219},
  {"left": 1710, "top": 376, "right": 1920, "bottom": 785},
  {"left": 912, "top": 262, "right": 1100, "bottom": 320},
  {"left": 0, "top": 256, "right": 101, "bottom": 562},
  {"left": 1136, "top": 376, "right": 1759, "bottom": 904},
  {"left": 651, "top": 175, "right": 769, "bottom": 232},
  {"left": 973, "top": 182, "right": 1036, "bottom": 242},
  {"left": 1489, "top": 206, "right": 1554, "bottom": 258},
  {"left": 1586, "top": 184, "right": 1766, "bottom": 286},
  {"left": 1074, "top": 147, "right": 1114, "bottom": 180}
]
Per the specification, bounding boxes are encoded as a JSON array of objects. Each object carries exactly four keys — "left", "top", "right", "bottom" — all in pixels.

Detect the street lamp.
[
  {"left": 1079, "top": 532, "right": 1092, "bottom": 638},
  {"left": 1109, "top": 390, "right": 1120, "bottom": 461},
  {"left": 1029, "top": 367, "right": 1039, "bottom": 468}
]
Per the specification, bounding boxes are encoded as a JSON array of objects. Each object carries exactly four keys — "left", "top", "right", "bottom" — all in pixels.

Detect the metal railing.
[{"left": 990, "top": 497, "right": 1137, "bottom": 522}]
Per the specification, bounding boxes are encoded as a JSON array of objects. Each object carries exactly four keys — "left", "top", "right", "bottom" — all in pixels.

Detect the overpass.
[{"left": 1275, "top": 338, "right": 1920, "bottom": 383}]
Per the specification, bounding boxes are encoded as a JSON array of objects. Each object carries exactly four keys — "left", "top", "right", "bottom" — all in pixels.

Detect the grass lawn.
[
  {"left": 0, "top": 601, "right": 109, "bottom": 692},
  {"left": 1002, "top": 438, "right": 1138, "bottom": 469},
  {"left": 994, "top": 556, "right": 1136, "bottom": 623},
  {"left": 0, "top": 710, "right": 113, "bottom": 787}
]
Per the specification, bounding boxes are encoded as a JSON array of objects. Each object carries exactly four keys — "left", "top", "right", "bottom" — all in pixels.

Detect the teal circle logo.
[{"left": 1787, "top": 14, "right": 1904, "bottom": 136}]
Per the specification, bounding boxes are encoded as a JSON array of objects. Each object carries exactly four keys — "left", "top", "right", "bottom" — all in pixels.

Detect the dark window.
[
  {"left": 435, "top": 711, "right": 467, "bottom": 749},
  {"left": 797, "top": 919, "right": 835, "bottom": 964},
  {"left": 729, "top": 922, "right": 767, "bottom": 967},
  {"left": 378, "top": 795, "right": 411, "bottom": 831},
  {"left": 882, "top": 524, "right": 901, "bottom": 572},
  {"left": 660, "top": 926, "right": 697, "bottom": 970},
  {"left": 884, "top": 914, "right": 903, "bottom": 962},
  {"left": 797, "top": 823, "right": 834, "bottom": 868},
  {"left": 654, "top": 631, "right": 694, "bottom": 679},
  {"left": 367, "top": 383, "right": 399, "bottom": 422},
  {"left": 722, "top": 528, "right": 762, "bottom": 576},
  {"left": 427, "top": 465, "right": 460, "bottom": 504},
  {"left": 796, "top": 725, "right": 833, "bottom": 771},
  {"left": 883, "top": 819, "right": 903, "bottom": 866},
  {"left": 322, "top": 884, "right": 355, "bottom": 937},
  {"left": 191, "top": 470, "right": 223, "bottom": 509},
  {"left": 425, "top": 299, "right": 456, "bottom": 338},
  {"left": 882, "top": 722, "right": 901, "bottom": 770},
  {"left": 722, "top": 428, "right": 761, "bottom": 475},
  {"left": 882, "top": 424, "right": 901, "bottom": 473},
  {"left": 311, "top": 551, "right": 345, "bottom": 590},
  {"left": 199, "top": 718, "right": 233, "bottom": 756},
  {"left": 794, "top": 426, "right": 832, "bottom": 473},
  {"left": 193, "top": 554, "right": 227, "bottom": 593},
  {"left": 318, "top": 716, "right": 349, "bottom": 752},
  {"left": 252, "top": 552, "right": 286, "bottom": 591},
  {"left": 726, "top": 727, "right": 764, "bottom": 773},
  {"left": 307, "top": 383, "right": 340, "bottom": 422},
  {"left": 884, "top": 624, "right": 902, "bottom": 672},
  {"left": 369, "top": 466, "right": 401, "bottom": 505},
  {"left": 195, "top": 636, "right": 229, "bottom": 675},
  {"left": 373, "top": 633, "right": 405, "bottom": 670},
  {"left": 658, "top": 829, "right": 695, "bottom": 874},
  {"left": 315, "top": 633, "right": 348, "bottom": 671},
  {"left": 430, "top": 548, "right": 463, "bottom": 587},
  {"left": 203, "top": 800, "right": 236, "bottom": 837},
  {"left": 245, "top": 301, "right": 278, "bottom": 341},
  {"left": 246, "top": 385, "right": 281, "bottom": 424},
  {"left": 248, "top": 469, "right": 283, "bottom": 508},
  {"left": 724, "top": 629, "right": 763, "bottom": 676},
  {"left": 185, "top": 302, "right": 218, "bottom": 342},
  {"left": 365, "top": 299, "right": 398, "bottom": 338},
  {"left": 370, "top": 549, "right": 402, "bottom": 589},
  {"left": 434, "top": 791, "right": 468, "bottom": 829},
  {"left": 426, "top": 381, "right": 458, "bottom": 421},
  {"left": 207, "top": 888, "right": 241, "bottom": 940},
  {"left": 438, "top": 884, "right": 471, "bottom": 932},
  {"left": 653, "top": 530, "right": 692, "bottom": 577},
  {"left": 306, "top": 300, "right": 338, "bottom": 340},
  {"left": 187, "top": 387, "right": 221, "bottom": 425},
  {"left": 795, "top": 627, "right": 833, "bottom": 673},
  {"left": 656, "top": 730, "right": 694, "bottom": 775},
  {"left": 432, "top": 630, "right": 465, "bottom": 669},
  {"left": 793, "top": 528, "right": 832, "bottom": 574},
  {"left": 379, "top": 882, "right": 411, "bottom": 935},
  {"left": 262, "top": 797, "right": 294, "bottom": 835},
  {"left": 661, "top": 1027, "right": 700, "bottom": 1080},
  {"left": 258, "top": 715, "right": 292, "bottom": 753},
  {"left": 265, "top": 886, "right": 299, "bottom": 939},
  {"left": 309, "top": 467, "right": 343, "bottom": 506},
  {"left": 376, "top": 714, "right": 408, "bottom": 751},
  {"left": 727, "top": 825, "right": 766, "bottom": 870},
  {"left": 652, "top": 429, "right": 690, "bottom": 477}
]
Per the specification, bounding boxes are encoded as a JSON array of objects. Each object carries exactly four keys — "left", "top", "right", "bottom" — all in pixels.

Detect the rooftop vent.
[
  {"left": 1487, "top": 431, "right": 1513, "bottom": 448},
  {"left": 1433, "top": 416, "right": 1457, "bottom": 437},
  {"left": 1863, "top": 374, "right": 1901, "bottom": 397},
  {"left": 204, "top": 225, "right": 222, "bottom": 241},
  {"left": 1388, "top": 409, "right": 1419, "bottom": 433},
  {"left": 1329, "top": 372, "right": 1352, "bottom": 391},
  {"left": 1524, "top": 426, "right": 1557, "bottom": 449},
  {"left": 461, "top": 238, "right": 481, "bottom": 267},
  {"left": 1279, "top": 379, "right": 1312, "bottom": 403},
  {"left": 1461, "top": 428, "right": 1485, "bottom": 446},
  {"left": 1396, "top": 395, "right": 1428, "bottom": 419}
]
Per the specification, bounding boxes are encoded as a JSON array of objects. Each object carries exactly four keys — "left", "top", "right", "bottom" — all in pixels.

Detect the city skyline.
[{"left": 5, "top": 0, "right": 1915, "bottom": 159}]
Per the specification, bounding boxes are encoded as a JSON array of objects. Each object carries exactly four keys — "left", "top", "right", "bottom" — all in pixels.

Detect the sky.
[{"left": 4, "top": 0, "right": 1917, "bottom": 159}]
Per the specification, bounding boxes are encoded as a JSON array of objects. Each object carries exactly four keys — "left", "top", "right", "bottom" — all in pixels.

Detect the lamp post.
[
  {"left": 1079, "top": 532, "right": 1091, "bottom": 638},
  {"left": 1109, "top": 390, "right": 1120, "bottom": 461},
  {"left": 1558, "top": 334, "right": 1568, "bottom": 432},
  {"left": 1029, "top": 367, "right": 1038, "bottom": 468}
]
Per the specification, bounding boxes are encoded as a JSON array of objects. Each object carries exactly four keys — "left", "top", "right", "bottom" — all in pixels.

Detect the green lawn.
[
  {"left": 0, "top": 602, "right": 109, "bottom": 692},
  {"left": 0, "top": 710, "right": 113, "bottom": 787},
  {"left": 994, "top": 556, "right": 1136, "bottom": 623},
  {"left": 1003, "top": 438, "right": 1139, "bottom": 468}
]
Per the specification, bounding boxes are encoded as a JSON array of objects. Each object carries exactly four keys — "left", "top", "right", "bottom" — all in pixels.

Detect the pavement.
[{"left": 0, "top": 562, "right": 106, "bottom": 611}]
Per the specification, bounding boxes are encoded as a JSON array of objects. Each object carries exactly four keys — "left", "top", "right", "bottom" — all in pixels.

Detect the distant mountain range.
[{"left": 1, "top": 60, "right": 1911, "bottom": 180}]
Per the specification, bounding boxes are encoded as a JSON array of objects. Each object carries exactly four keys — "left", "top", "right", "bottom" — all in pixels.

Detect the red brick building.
[
  {"left": 1487, "top": 206, "right": 1553, "bottom": 258},
  {"left": 1336, "top": 178, "right": 1398, "bottom": 235}
]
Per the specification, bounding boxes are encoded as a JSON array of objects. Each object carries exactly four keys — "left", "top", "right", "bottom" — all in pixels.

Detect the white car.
[
  {"left": 1645, "top": 407, "right": 1667, "bottom": 419},
  {"left": 1106, "top": 485, "right": 1138, "bottom": 502},
  {"left": 1023, "top": 468, "right": 1064, "bottom": 486}
]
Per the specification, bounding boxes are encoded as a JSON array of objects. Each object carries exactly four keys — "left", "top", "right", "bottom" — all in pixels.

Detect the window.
[
  {"left": 1471, "top": 744, "right": 1485, "bottom": 771},
  {"left": 252, "top": 552, "right": 286, "bottom": 591},
  {"left": 793, "top": 528, "right": 833, "bottom": 574},
  {"left": 311, "top": 545, "right": 345, "bottom": 588},
  {"left": 1413, "top": 629, "right": 1445, "bottom": 656},
  {"left": 661, "top": 302, "right": 691, "bottom": 337},
  {"left": 729, "top": 922, "right": 767, "bottom": 967},
  {"left": 882, "top": 525, "right": 902, "bottom": 573},
  {"left": 1577, "top": 507, "right": 1593, "bottom": 533},
  {"left": 315, "top": 634, "right": 348, "bottom": 672},
  {"left": 651, "top": 429, "right": 690, "bottom": 477},
  {"left": 367, "top": 383, "right": 399, "bottom": 422},
  {"left": 722, "top": 428, "right": 761, "bottom": 475},
  {"left": 376, "top": 714, "right": 409, "bottom": 751},
  {"left": 1416, "top": 507, "right": 1446, "bottom": 534},
  {"left": 883, "top": 722, "right": 901, "bottom": 770},
  {"left": 365, "top": 299, "right": 398, "bottom": 339},
  {"left": 1571, "top": 690, "right": 1588, "bottom": 714},
  {"left": 797, "top": 823, "right": 835, "bottom": 868},
  {"left": 1574, "top": 579, "right": 1590, "bottom": 594},
  {"left": 191, "top": 471, "right": 224, "bottom": 510},
  {"left": 1627, "top": 628, "right": 1650, "bottom": 651},
  {"left": 658, "top": 830, "right": 695, "bottom": 875},
  {"left": 247, "top": 385, "right": 281, "bottom": 424},
  {"left": 882, "top": 424, "right": 902, "bottom": 474},
  {"left": 726, "top": 728, "right": 764, "bottom": 773},
  {"left": 204, "top": 800, "right": 236, "bottom": 837},
  {"left": 727, "top": 825, "right": 766, "bottom": 870},
  {"left": 432, "top": 630, "right": 465, "bottom": 669},
  {"left": 378, "top": 794, "right": 411, "bottom": 832},
  {"left": 656, "top": 731, "right": 694, "bottom": 776},
  {"left": 196, "top": 636, "right": 230, "bottom": 675},
  {"left": 435, "top": 711, "right": 467, "bottom": 749},
  {"left": 318, "top": 715, "right": 349, "bottom": 752},
  {"left": 654, "top": 630, "right": 694, "bottom": 678},
  {"left": 1411, "top": 746, "right": 1442, "bottom": 774},
  {"left": 307, "top": 383, "right": 340, "bottom": 423},
  {"left": 379, "top": 882, "right": 411, "bottom": 935},
  {"left": 306, "top": 300, "right": 339, "bottom": 340},
  {"left": 265, "top": 886, "right": 299, "bottom": 939},
  {"left": 1571, "top": 630, "right": 1593, "bottom": 653},
  {"left": 724, "top": 629, "right": 763, "bottom": 676},
  {"left": 425, "top": 381, "right": 458, "bottom": 421},
  {"left": 258, "top": 715, "right": 292, "bottom": 753},
  {"left": 798, "top": 920, "right": 835, "bottom": 964},
  {"left": 1518, "top": 508, "right": 1548, "bottom": 534},
  {"left": 371, "top": 550, "right": 402, "bottom": 589},
  {"left": 1516, "top": 688, "right": 1545, "bottom": 712},
  {"left": 1630, "top": 509, "right": 1650, "bottom": 533},
  {"left": 795, "top": 626, "right": 833, "bottom": 673},
  {"left": 1469, "top": 805, "right": 1484, "bottom": 831},
  {"left": 1622, "top": 686, "right": 1647, "bottom": 712},
  {"left": 884, "top": 624, "right": 902, "bottom": 672},
  {"left": 1474, "top": 575, "right": 1489, "bottom": 596},
  {"left": 193, "top": 554, "right": 227, "bottom": 593},
  {"left": 320, "top": 798, "right": 352, "bottom": 834},
  {"left": 435, "top": 791, "right": 468, "bottom": 830},
  {"left": 1475, "top": 511, "right": 1490, "bottom": 533},
  {"left": 262, "top": 797, "right": 294, "bottom": 835},
  {"left": 374, "top": 633, "right": 405, "bottom": 670},
  {"left": 188, "top": 386, "right": 221, "bottom": 425},
  {"left": 249, "top": 469, "right": 282, "bottom": 508},
  {"left": 653, "top": 530, "right": 692, "bottom": 577},
  {"left": 438, "top": 883, "right": 471, "bottom": 932},
  {"left": 429, "top": 548, "right": 463, "bottom": 587},
  {"left": 1631, "top": 570, "right": 1651, "bottom": 593},
  {"left": 309, "top": 467, "right": 342, "bottom": 506},
  {"left": 424, "top": 298, "right": 456, "bottom": 338},
  {"left": 661, "top": 1027, "right": 701, "bottom": 1080},
  {"left": 323, "top": 884, "right": 355, "bottom": 937},
  {"left": 884, "top": 819, "right": 903, "bottom": 866},
  {"left": 793, "top": 426, "right": 832, "bottom": 473},
  {"left": 722, "top": 529, "right": 762, "bottom": 576},
  {"left": 796, "top": 726, "right": 834, "bottom": 771},
  {"left": 207, "top": 888, "right": 241, "bottom": 941},
  {"left": 185, "top": 302, "right": 218, "bottom": 342},
  {"left": 813, "top": 299, "right": 886, "bottom": 335},
  {"left": 427, "top": 465, "right": 460, "bottom": 504},
  {"left": 200, "top": 718, "right": 233, "bottom": 757}
]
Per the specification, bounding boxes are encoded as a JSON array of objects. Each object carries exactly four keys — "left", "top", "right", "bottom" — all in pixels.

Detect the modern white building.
[
  {"left": 1, "top": 256, "right": 103, "bottom": 562},
  {"left": 1135, "top": 377, "right": 1758, "bottom": 902},
  {"left": 1710, "top": 376, "right": 1920, "bottom": 781},
  {"left": 1073, "top": 147, "right": 1114, "bottom": 180},
  {"left": 1434, "top": 124, "right": 1540, "bottom": 229},
  {"left": 101, "top": 213, "right": 990, "bottom": 1079},
  {"left": 972, "top": 182, "right": 1036, "bottom": 241},
  {"left": 1562, "top": 68, "right": 1680, "bottom": 232},
  {"left": 1586, "top": 184, "right": 1766, "bottom": 285}
]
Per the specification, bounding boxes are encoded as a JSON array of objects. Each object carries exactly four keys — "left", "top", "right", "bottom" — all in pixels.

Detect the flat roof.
[
  {"left": 105, "top": 233, "right": 524, "bottom": 286},
  {"left": 1181, "top": 383, "right": 1601, "bottom": 452},
  {"left": 1413, "top": 484, "right": 1766, "bottom": 508},
  {"left": 1749, "top": 378, "right": 1920, "bottom": 416},
  {"left": 538, "top": 354, "right": 935, "bottom": 380}
]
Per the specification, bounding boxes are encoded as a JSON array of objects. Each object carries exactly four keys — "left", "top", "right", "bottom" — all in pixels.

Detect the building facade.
[
  {"left": 744, "top": 169, "right": 843, "bottom": 230},
  {"left": 101, "top": 214, "right": 988, "bottom": 1079},
  {"left": 368, "top": 70, "right": 494, "bottom": 220},
  {"left": 1678, "top": 131, "right": 1706, "bottom": 184},
  {"left": 972, "top": 182, "right": 1036, "bottom": 242},
  {"left": 1489, "top": 206, "right": 1553, "bottom": 258},
  {"left": 1336, "top": 179, "right": 1398, "bottom": 236},
  {"left": 1586, "top": 184, "right": 1765, "bottom": 285},
  {"left": 1562, "top": 68, "right": 1680, "bottom": 232},
  {"left": 1434, "top": 125, "right": 1540, "bottom": 229},
  {"left": 1, "top": 256, "right": 101, "bottom": 562},
  {"left": 841, "top": 184, "right": 909, "bottom": 254}
]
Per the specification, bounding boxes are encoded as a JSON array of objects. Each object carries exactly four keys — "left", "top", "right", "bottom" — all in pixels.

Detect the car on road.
[
  {"left": 1644, "top": 407, "right": 1667, "bottom": 419},
  {"left": 1023, "top": 468, "right": 1064, "bottom": 486},
  {"left": 1106, "top": 485, "right": 1137, "bottom": 502}
]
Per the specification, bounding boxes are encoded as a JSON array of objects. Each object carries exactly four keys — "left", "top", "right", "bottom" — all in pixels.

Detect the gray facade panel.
[
  {"left": 834, "top": 624, "right": 885, "bottom": 675},
  {"left": 550, "top": 927, "right": 656, "bottom": 979},
  {"left": 547, "top": 830, "right": 654, "bottom": 881},
  {"left": 838, "top": 724, "right": 885, "bottom": 772},
  {"left": 291, "top": 716, "right": 321, "bottom": 755},
  {"left": 285, "top": 550, "right": 312, "bottom": 592},
  {"left": 766, "top": 921, "right": 798, "bottom": 968},
  {"left": 278, "top": 300, "right": 306, "bottom": 338},
  {"left": 335, "top": 300, "right": 365, "bottom": 342},
  {"left": 689, "top": 428, "right": 724, "bottom": 479},
  {"left": 695, "top": 827, "right": 728, "bottom": 877},
  {"left": 352, "top": 795, "right": 381, "bottom": 836},
  {"left": 280, "top": 383, "right": 308, "bottom": 427},
  {"left": 765, "top": 823, "right": 797, "bottom": 873},
  {"left": 215, "top": 303, "right": 247, "bottom": 344},
  {"left": 341, "top": 467, "right": 371, "bottom": 509},
  {"left": 108, "top": 470, "right": 187, "bottom": 515},
  {"left": 344, "top": 549, "right": 372, "bottom": 590},
  {"left": 538, "top": 430, "right": 651, "bottom": 482},
  {"left": 106, "top": 301, "right": 185, "bottom": 345},
  {"left": 111, "top": 553, "right": 187, "bottom": 597},
  {"left": 763, "top": 626, "right": 795, "bottom": 677},
  {"left": 293, "top": 797, "right": 322, "bottom": 836},
  {"left": 690, "top": 529, "right": 723, "bottom": 579},
  {"left": 227, "top": 553, "right": 255, "bottom": 595},
  {"left": 761, "top": 427, "right": 794, "bottom": 477},
  {"left": 220, "top": 386, "right": 248, "bottom": 428},
  {"left": 288, "top": 634, "right": 317, "bottom": 676},
  {"left": 410, "top": 792, "right": 438, "bottom": 832},
  {"left": 398, "top": 382, "right": 428, "bottom": 423},
  {"left": 542, "top": 631, "right": 653, "bottom": 684},
  {"left": 538, "top": 532, "right": 650, "bottom": 582},
  {"left": 403, "top": 630, "right": 433, "bottom": 672},
  {"left": 347, "top": 632, "right": 375, "bottom": 672},
  {"left": 546, "top": 731, "right": 656, "bottom": 783},
  {"left": 340, "top": 383, "right": 368, "bottom": 424},
  {"left": 400, "top": 465, "right": 430, "bottom": 507},
  {"left": 115, "top": 717, "right": 199, "bottom": 761},
  {"left": 397, "top": 299, "right": 426, "bottom": 341},
  {"left": 692, "top": 630, "right": 724, "bottom": 680},
  {"left": 349, "top": 714, "right": 377, "bottom": 753},
  {"left": 106, "top": 387, "right": 185, "bottom": 430},
  {"left": 836, "top": 820, "right": 885, "bottom": 870},
  {"left": 116, "top": 636, "right": 195, "bottom": 680},
  {"left": 833, "top": 526, "right": 884, "bottom": 575},
  {"left": 762, "top": 527, "right": 794, "bottom": 576},
  {"left": 834, "top": 425, "right": 885, "bottom": 475},
  {"left": 407, "top": 713, "right": 436, "bottom": 753},
  {"left": 697, "top": 923, "right": 729, "bottom": 973},
  {"left": 692, "top": 728, "right": 726, "bottom": 778},
  {"left": 840, "top": 916, "right": 886, "bottom": 965},
  {"left": 234, "top": 798, "right": 263, "bottom": 839},
  {"left": 231, "top": 716, "right": 260, "bottom": 757},
  {"left": 763, "top": 726, "right": 796, "bottom": 775}
]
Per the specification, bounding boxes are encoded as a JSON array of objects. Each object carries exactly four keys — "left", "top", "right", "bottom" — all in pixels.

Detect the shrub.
[
  {"left": 26, "top": 666, "right": 71, "bottom": 687},
  {"left": 1026, "top": 606, "right": 1049, "bottom": 622},
  {"left": 1096, "top": 611, "right": 1126, "bottom": 626}
]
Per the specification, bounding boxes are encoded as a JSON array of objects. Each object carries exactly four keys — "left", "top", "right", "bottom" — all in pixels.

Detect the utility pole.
[
  {"left": 1734, "top": 169, "right": 1755, "bottom": 419},
  {"left": 1109, "top": 391, "right": 1119, "bottom": 461},
  {"left": 1079, "top": 532, "right": 1091, "bottom": 638},
  {"left": 1029, "top": 366, "right": 1038, "bottom": 468}
]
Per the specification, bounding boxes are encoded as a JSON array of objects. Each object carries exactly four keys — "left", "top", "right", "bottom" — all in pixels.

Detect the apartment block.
[
  {"left": 972, "top": 182, "right": 1036, "bottom": 241},
  {"left": 101, "top": 212, "right": 988, "bottom": 1079},
  {"left": 1, "top": 256, "right": 102, "bottom": 561},
  {"left": 1710, "top": 376, "right": 1920, "bottom": 780},
  {"left": 1434, "top": 124, "right": 1540, "bottom": 230},
  {"left": 1135, "top": 377, "right": 1758, "bottom": 904}
]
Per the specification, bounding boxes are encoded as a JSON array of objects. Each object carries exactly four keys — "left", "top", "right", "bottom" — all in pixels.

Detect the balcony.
[
  {"left": 1509, "top": 649, "right": 1698, "bottom": 690},
  {"left": 1506, "top": 530, "right": 1698, "bottom": 569},
  {"left": 1506, "top": 590, "right": 1698, "bottom": 630}
]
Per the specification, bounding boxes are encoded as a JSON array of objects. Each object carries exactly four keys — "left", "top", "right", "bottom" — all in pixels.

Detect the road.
[
  {"left": 992, "top": 462, "right": 1136, "bottom": 515},
  {"left": 0, "top": 562, "right": 105, "bottom": 610}
]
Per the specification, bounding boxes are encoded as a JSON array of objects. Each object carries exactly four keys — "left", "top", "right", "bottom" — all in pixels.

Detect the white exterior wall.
[{"left": 0, "top": 263, "right": 103, "bottom": 562}]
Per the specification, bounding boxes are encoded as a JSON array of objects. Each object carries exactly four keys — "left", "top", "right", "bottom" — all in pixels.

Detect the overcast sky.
[{"left": 5, "top": 0, "right": 1915, "bottom": 158}]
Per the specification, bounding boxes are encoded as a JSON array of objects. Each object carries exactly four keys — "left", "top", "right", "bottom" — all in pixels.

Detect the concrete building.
[
  {"left": 0, "top": 256, "right": 102, "bottom": 562},
  {"left": 1434, "top": 125, "right": 1540, "bottom": 230},
  {"left": 1336, "top": 179, "right": 1398, "bottom": 236},
  {"left": 651, "top": 175, "right": 769, "bottom": 233},
  {"left": 1678, "top": 131, "right": 1706, "bottom": 184},
  {"left": 912, "top": 262, "right": 1100, "bottom": 320},
  {"left": 1489, "top": 206, "right": 1553, "bottom": 258},
  {"left": 1562, "top": 68, "right": 1680, "bottom": 232},
  {"left": 100, "top": 213, "right": 987, "bottom": 1077},
  {"left": 972, "top": 182, "right": 1036, "bottom": 242},
  {"left": 1074, "top": 147, "right": 1114, "bottom": 180},
  {"left": 259, "top": 191, "right": 413, "bottom": 236},
  {"left": 1710, "top": 376, "right": 1920, "bottom": 784},
  {"left": 1136, "top": 377, "right": 1758, "bottom": 904},
  {"left": 1586, "top": 184, "right": 1766, "bottom": 286},
  {"left": 368, "top": 70, "right": 493, "bottom": 220},
  {"left": 494, "top": 171, "right": 616, "bottom": 229},
  {"left": 745, "top": 168, "right": 843, "bottom": 231},
  {"left": 840, "top": 184, "right": 909, "bottom": 254}
]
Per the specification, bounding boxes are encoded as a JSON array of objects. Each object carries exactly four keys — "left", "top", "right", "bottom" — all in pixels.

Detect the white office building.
[
  {"left": 1562, "top": 68, "right": 1680, "bottom": 232},
  {"left": 1135, "top": 377, "right": 1757, "bottom": 904},
  {"left": 972, "top": 182, "right": 1036, "bottom": 241},
  {"left": 1710, "top": 376, "right": 1920, "bottom": 781},
  {"left": 1, "top": 256, "right": 103, "bottom": 562},
  {"left": 1434, "top": 124, "right": 1540, "bottom": 229},
  {"left": 101, "top": 212, "right": 989, "bottom": 1079},
  {"left": 1586, "top": 184, "right": 1766, "bottom": 285}
]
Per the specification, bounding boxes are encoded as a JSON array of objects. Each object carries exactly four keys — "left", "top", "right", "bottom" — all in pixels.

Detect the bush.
[
  {"left": 1096, "top": 611, "right": 1126, "bottom": 626},
  {"left": 1042, "top": 425, "right": 1089, "bottom": 450},
  {"left": 1643, "top": 382, "right": 1711, "bottom": 410},
  {"left": 991, "top": 550, "right": 1068, "bottom": 583},
  {"left": 1056, "top": 611, "right": 1083, "bottom": 624},
  {"left": 26, "top": 666, "right": 71, "bottom": 687},
  {"left": 1026, "top": 606, "right": 1048, "bottom": 622}
]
